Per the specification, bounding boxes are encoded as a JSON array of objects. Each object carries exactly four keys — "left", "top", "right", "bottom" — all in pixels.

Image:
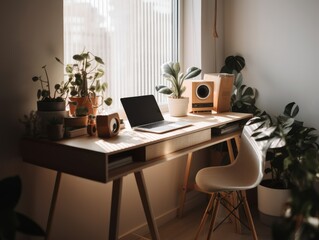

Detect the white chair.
[{"left": 194, "top": 125, "right": 266, "bottom": 240}]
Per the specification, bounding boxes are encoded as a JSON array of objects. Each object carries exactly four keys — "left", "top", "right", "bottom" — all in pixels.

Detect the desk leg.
[
  {"left": 134, "top": 171, "right": 161, "bottom": 240},
  {"left": 109, "top": 178, "right": 123, "bottom": 240},
  {"left": 177, "top": 152, "right": 193, "bottom": 217},
  {"left": 45, "top": 171, "right": 62, "bottom": 240}
]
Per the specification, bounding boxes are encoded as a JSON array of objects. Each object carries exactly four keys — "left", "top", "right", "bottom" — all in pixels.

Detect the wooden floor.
[{"left": 121, "top": 203, "right": 272, "bottom": 240}]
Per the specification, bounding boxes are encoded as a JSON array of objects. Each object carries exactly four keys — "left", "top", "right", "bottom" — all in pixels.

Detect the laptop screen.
[{"left": 121, "top": 95, "right": 164, "bottom": 127}]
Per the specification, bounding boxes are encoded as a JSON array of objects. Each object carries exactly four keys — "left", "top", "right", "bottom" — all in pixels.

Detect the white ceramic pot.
[
  {"left": 168, "top": 97, "right": 189, "bottom": 117},
  {"left": 257, "top": 183, "right": 291, "bottom": 217}
]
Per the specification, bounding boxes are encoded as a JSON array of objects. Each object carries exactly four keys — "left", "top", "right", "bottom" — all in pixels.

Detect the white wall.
[
  {"left": 223, "top": 0, "right": 319, "bottom": 131},
  {"left": 182, "top": 0, "right": 224, "bottom": 74},
  {"left": 1, "top": 1, "right": 210, "bottom": 239}
]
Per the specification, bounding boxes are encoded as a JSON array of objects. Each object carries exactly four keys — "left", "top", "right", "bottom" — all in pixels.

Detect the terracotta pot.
[
  {"left": 64, "top": 116, "right": 88, "bottom": 128},
  {"left": 37, "top": 101, "right": 66, "bottom": 111},
  {"left": 68, "top": 96, "right": 100, "bottom": 116}
]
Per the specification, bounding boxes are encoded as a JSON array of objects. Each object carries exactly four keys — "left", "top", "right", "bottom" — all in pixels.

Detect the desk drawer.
[{"left": 145, "top": 129, "right": 211, "bottom": 161}]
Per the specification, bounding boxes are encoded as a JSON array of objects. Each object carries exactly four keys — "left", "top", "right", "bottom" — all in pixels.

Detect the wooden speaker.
[
  {"left": 96, "top": 113, "right": 120, "bottom": 138},
  {"left": 183, "top": 80, "right": 214, "bottom": 113},
  {"left": 204, "top": 73, "right": 234, "bottom": 113}
]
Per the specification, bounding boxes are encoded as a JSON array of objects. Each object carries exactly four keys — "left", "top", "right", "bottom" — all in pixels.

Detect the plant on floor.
[
  {"left": 220, "top": 55, "right": 260, "bottom": 114},
  {"left": 0, "top": 176, "right": 45, "bottom": 240},
  {"left": 155, "top": 61, "right": 201, "bottom": 99},
  {"left": 249, "top": 102, "right": 319, "bottom": 239}
]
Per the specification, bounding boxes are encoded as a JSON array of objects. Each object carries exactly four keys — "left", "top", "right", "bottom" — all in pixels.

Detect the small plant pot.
[
  {"left": 167, "top": 97, "right": 189, "bottom": 117},
  {"left": 64, "top": 116, "right": 88, "bottom": 128},
  {"left": 37, "top": 101, "right": 66, "bottom": 111},
  {"left": 47, "top": 124, "right": 64, "bottom": 141}
]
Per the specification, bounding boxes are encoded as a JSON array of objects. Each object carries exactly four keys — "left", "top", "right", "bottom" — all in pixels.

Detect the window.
[{"left": 63, "top": 0, "right": 179, "bottom": 111}]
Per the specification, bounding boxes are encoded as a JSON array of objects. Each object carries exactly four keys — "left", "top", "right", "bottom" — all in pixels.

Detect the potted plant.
[
  {"left": 32, "top": 65, "right": 69, "bottom": 111},
  {"left": 0, "top": 175, "right": 45, "bottom": 240},
  {"left": 47, "top": 117, "right": 64, "bottom": 141},
  {"left": 249, "top": 102, "right": 319, "bottom": 220},
  {"left": 56, "top": 51, "right": 112, "bottom": 116},
  {"left": 155, "top": 61, "right": 201, "bottom": 117},
  {"left": 19, "top": 110, "right": 41, "bottom": 138},
  {"left": 220, "top": 55, "right": 260, "bottom": 115},
  {"left": 64, "top": 106, "right": 89, "bottom": 128}
]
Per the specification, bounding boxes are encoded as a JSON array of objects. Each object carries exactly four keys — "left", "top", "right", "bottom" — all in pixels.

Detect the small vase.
[{"left": 167, "top": 97, "right": 189, "bottom": 117}]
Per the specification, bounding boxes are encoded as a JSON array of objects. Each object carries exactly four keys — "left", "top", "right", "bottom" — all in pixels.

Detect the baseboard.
[{"left": 120, "top": 191, "right": 206, "bottom": 238}]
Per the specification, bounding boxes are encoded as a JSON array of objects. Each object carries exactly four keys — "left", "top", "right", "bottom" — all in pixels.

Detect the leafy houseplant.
[
  {"left": 249, "top": 102, "right": 319, "bottom": 238},
  {"left": 19, "top": 111, "right": 41, "bottom": 138},
  {"left": 32, "top": 65, "right": 69, "bottom": 111},
  {"left": 155, "top": 61, "right": 201, "bottom": 116},
  {"left": 0, "top": 176, "right": 45, "bottom": 240},
  {"left": 56, "top": 51, "right": 112, "bottom": 116},
  {"left": 250, "top": 102, "right": 318, "bottom": 189},
  {"left": 220, "top": 55, "right": 260, "bottom": 115},
  {"left": 156, "top": 61, "right": 201, "bottom": 98}
]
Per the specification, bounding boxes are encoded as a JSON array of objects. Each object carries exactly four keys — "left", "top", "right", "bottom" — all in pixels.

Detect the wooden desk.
[{"left": 21, "top": 112, "right": 251, "bottom": 240}]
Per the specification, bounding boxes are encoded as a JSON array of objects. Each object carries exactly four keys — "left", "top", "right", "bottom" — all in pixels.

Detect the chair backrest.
[{"left": 232, "top": 125, "right": 266, "bottom": 189}]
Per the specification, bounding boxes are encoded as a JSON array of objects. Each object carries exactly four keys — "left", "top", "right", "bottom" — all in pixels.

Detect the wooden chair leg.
[
  {"left": 207, "top": 194, "right": 220, "bottom": 240},
  {"left": 226, "top": 140, "right": 242, "bottom": 234},
  {"left": 195, "top": 194, "right": 215, "bottom": 240},
  {"left": 241, "top": 191, "right": 258, "bottom": 240}
]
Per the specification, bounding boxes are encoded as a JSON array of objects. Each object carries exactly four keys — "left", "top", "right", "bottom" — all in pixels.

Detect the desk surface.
[{"left": 21, "top": 112, "right": 251, "bottom": 183}]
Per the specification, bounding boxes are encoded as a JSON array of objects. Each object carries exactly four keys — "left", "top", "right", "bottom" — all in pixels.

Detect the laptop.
[{"left": 120, "top": 95, "right": 192, "bottom": 133}]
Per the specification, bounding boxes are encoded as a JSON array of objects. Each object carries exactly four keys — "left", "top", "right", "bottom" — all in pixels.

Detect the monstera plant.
[
  {"left": 249, "top": 102, "right": 319, "bottom": 239},
  {"left": 220, "top": 55, "right": 260, "bottom": 115}
]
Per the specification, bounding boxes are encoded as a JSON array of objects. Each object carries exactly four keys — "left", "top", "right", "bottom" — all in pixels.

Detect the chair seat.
[{"left": 196, "top": 163, "right": 263, "bottom": 192}]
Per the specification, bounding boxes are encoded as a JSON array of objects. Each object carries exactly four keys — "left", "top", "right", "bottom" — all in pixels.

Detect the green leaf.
[
  {"left": 224, "top": 55, "right": 245, "bottom": 73},
  {"left": 161, "top": 62, "right": 175, "bottom": 77},
  {"left": 65, "top": 64, "right": 73, "bottom": 74},
  {"left": 73, "top": 54, "right": 84, "bottom": 61},
  {"left": 183, "top": 67, "right": 201, "bottom": 80},
  {"left": 54, "top": 84, "right": 61, "bottom": 90},
  {"left": 157, "top": 86, "right": 172, "bottom": 95},
  {"left": 81, "top": 52, "right": 89, "bottom": 59},
  {"left": 95, "top": 56, "right": 104, "bottom": 64},
  {"left": 104, "top": 97, "right": 112, "bottom": 106},
  {"left": 284, "top": 102, "right": 299, "bottom": 118},
  {"left": 32, "top": 76, "right": 39, "bottom": 82},
  {"left": 172, "top": 62, "right": 180, "bottom": 75}
]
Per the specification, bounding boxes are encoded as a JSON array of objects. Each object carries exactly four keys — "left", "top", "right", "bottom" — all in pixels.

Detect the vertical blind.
[{"left": 64, "top": 0, "right": 178, "bottom": 111}]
